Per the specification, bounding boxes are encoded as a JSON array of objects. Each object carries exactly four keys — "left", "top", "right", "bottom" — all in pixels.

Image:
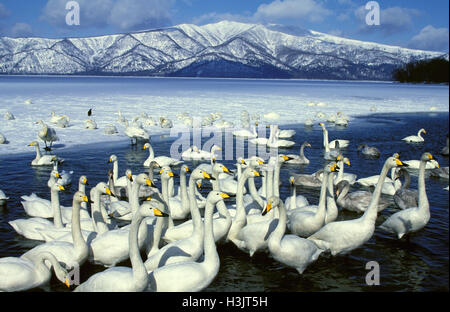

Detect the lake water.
[{"left": 0, "top": 77, "right": 448, "bottom": 292}]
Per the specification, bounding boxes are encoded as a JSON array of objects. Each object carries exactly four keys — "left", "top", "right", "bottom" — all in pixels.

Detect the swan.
[
  {"left": 291, "top": 170, "right": 322, "bottom": 189},
  {"left": 0, "top": 190, "right": 8, "bottom": 206},
  {"left": 249, "top": 124, "right": 274, "bottom": 145},
  {"left": 232, "top": 122, "right": 258, "bottom": 138},
  {"left": 20, "top": 192, "right": 91, "bottom": 269},
  {"left": 108, "top": 155, "right": 136, "bottom": 193},
  {"left": 0, "top": 251, "right": 70, "bottom": 292},
  {"left": 277, "top": 127, "right": 296, "bottom": 139},
  {"left": 87, "top": 174, "right": 154, "bottom": 267},
  {"left": 319, "top": 122, "right": 349, "bottom": 149},
  {"left": 288, "top": 163, "right": 338, "bottom": 237},
  {"left": 333, "top": 156, "right": 357, "bottom": 185},
  {"left": 335, "top": 180, "right": 390, "bottom": 213},
  {"left": 356, "top": 166, "right": 401, "bottom": 195},
  {"left": 284, "top": 177, "right": 309, "bottom": 211},
  {"left": 9, "top": 183, "right": 67, "bottom": 241},
  {"left": 84, "top": 119, "right": 97, "bottom": 130},
  {"left": 143, "top": 143, "right": 183, "bottom": 167},
  {"left": 28, "top": 141, "right": 63, "bottom": 166},
  {"left": 181, "top": 146, "right": 202, "bottom": 160},
  {"left": 4, "top": 111, "right": 15, "bottom": 120},
  {"left": 402, "top": 128, "right": 426, "bottom": 143},
  {"left": 267, "top": 126, "right": 295, "bottom": 148},
  {"left": 159, "top": 167, "right": 191, "bottom": 221},
  {"left": 285, "top": 142, "right": 311, "bottom": 165},
  {"left": 430, "top": 166, "right": 449, "bottom": 180},
  {"left": 379, "top": 153, "right": 437, "bottom": 239},
  {"left": 147, "top": 191, "right": 228, "bottom": 292},
  {"left": 393, "top": 168, "right": 418, "bottom": 210},
  {"left": 357, "top": 144, "right": 380, "bottom": 158},
  {"left": 403, "top": 159, "right": 439, "bottom": 170},
  {"left": 36, "top": 120, "right": 59, "bottom": 151},
  {"left": 263, "top": 196, "right": 323, "bottom": 274},
  {"left": 74, "top": 202, "right": 168, "bottom": 292},
  {"left": 52, "top": 161, "right": 73, "bottom": 186},
  {"left": 0, "top": 132, "right": 6, "bottom": 144},
  {"left": 307, "top": 156, "right": 407, "bottom": 256},
  {"left": 51, "top": 113, "right": 70, "bottom": 128},
  {"left": 124, "top": 119, "right": 149, "bottom": 145},
  {"left": 144, "top": 168, "right": 215, "bottom": 272},
  {"left": 104, "top": 124, "right": 118, "bottom": 135}
]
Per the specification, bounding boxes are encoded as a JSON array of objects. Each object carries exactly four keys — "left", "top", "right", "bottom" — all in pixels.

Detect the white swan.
[
  {"left": 284, "top": 177, "right": 309, "bottom": 211},
  {"left": 52, "top": 161, "right": 73, "bottom": 186},
  {"left": 319, "top": 122, "right": 349, "bottom": 149},
  {"left": 20, "top": 192, "right": 91, "bottom": 269},
  {"left": 0, "top": 189, "right": 8, "bottom": 206},
  {"left": 143, "top": 143, "right": 183, "bottom": 167},
  {"left": 307, "top": 156, "right": 407, "bottom": 256},
  {"left": 267, "top": 126, "right": 295, "bottom": 148},
  {"left": 285, "top": 142, "right": 311, "bottom": 165},
  {"left": 84, "top": 119, "right": 97, "bottom": 130},
  {"left": 146, "top": 191, "right": 228, "bottom": 292},
  {"left": 124, "top": 119, "right": 149, "bottom": 145},
  {"left": 232, "top": 122, "right": 258, "bottom": 138},
  {"left": 288, "top": 163, "right": 338, "bottom": 237},
  {"left": 10, "top": 183, "right": 67, "bottom": 241},
  {"left": 402, "top": 128, "right": 426, "bottom": 143},
  {"left": 379, "top": 153, "right": 437, "bottom": 239},
  {"left": 0, "top": 132, "right": 6, "bottom": 144},
  {"left": 0, "top": 252, "right": 70, "bottom": 292},
  {"left": 264, "top": 196, "right": 323, "bottom": 274},
  {"left": 144, "top": 168, "right": 215, "bottom": 272},
  {"left": 74, "top": 202, "right": 168, "bottom": 292},
  {"left": 28, "top": 141, "right": 63, "bottom": 166},
  {"left": 36, "top": 120, "right": 59, "bottom": 151},
  {"left": 403, "top": 159, "right": 439, "bottom": 170}
]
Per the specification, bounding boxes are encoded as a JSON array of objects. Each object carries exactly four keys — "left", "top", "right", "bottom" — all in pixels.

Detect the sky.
[{"left": 0, "top": 0, "right": 448, "bottom": 52}]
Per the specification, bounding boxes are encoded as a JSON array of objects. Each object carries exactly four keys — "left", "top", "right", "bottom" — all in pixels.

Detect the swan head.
[
  {"left": 135, "top": 173, "right": 154, "bottom": 187},
  {"left": 421, "top": 152, "right": 438, "bottom": 168},
  {"left": 51, "top": 183, "right": 65, "bottom": 192},
  {"left": 289, "top": 176, "right": 295, "bottom": 186},
  {"left": 385, "top": 156, "right": 408, "bottom": 169},
  {"left": 96, "top": 182, "right": 115, "bottom": 197},
  {"left": 191, "top": 168, "right": 215, "bottom": 181},
  {"left": 419, "top": 128, "right": 427, "bottom": 135},
  {"left": 160, "top": 168, "right": 175, "bottom": 181},
  {"left": 140, "top": 198, "right": 169, "bottom": 218},
  {"left": 262, "top": 196, "right": 281, "bottom": 216},
  {"left": 143, "top": 143, "right": 151, "bottom": 150},
  {"left": 79, "top": 176, "right": 88, "bottom": 185},
  {"left": 336, "top": 180, "right": 350, "bottom": 196},
  {"left": 237, "top": 157, "right": 247, "bottom": 166},
  {"left": 278, "top": 154, "right": 293, "bottom": 163},
  {"left": 247, "top": 156, "right": 264, "bottom": 168},
  {"left": 108, "top": 155, "right": 117, "bottom": 163},
  {"left": 28, "top": 141, "right": 39, "bottom": 147},
  {"left": 125, "top": 169, "right": 133, "bottom": 182},
  {"left": 244, "top": 167, "right": 262, "bottom": 178},
  {"left": 73, "top": 191, "right": 92, "bottom": 204},
  {"left": 207, "top": 191, "right": 230, "bottom": 204},
  {"left": 325, "top": 162, "right": 340, "bottom": 173},
  {"left": 51, "top": 170, "right": 61, "bottom": 179},
  {"left": 213, "top": 163, "right": 231, "bottom": 175},
  {"left": 51, "top": 257, "right": 71, "bottom": 289},
  {"left": 181, "top": 165, "right": 190, "bottom": 173},
  {"left": 303, "top": 142, "right": 312, "bottom": 148}
]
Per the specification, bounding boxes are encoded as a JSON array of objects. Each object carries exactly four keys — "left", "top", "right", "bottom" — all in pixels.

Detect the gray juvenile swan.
[
  {"left": 336, "top": 180, "right": 390, "bottom": 213},
  {"left": 393, "top": 168, "right": 418, "bottom": 210}
]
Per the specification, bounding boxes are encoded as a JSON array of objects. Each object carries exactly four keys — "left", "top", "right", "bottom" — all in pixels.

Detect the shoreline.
[{"left": 1, "top": 111, "right": 448, "bottom": 160}]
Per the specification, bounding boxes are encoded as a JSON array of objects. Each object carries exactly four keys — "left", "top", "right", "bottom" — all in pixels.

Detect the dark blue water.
[{"left": 0, "top": 112, "right": 448, "bottom": 292}]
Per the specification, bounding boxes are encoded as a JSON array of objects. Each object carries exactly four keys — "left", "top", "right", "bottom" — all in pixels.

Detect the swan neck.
[
  {"left": 35, "top": 145, "right": 42, "bottom": 160},
  {"left": 188, "top": 176, "right": 203, "bottom": 234},
  {"left": 273, "top": 161, "right": 282, "bottom": 197},
  {"left": 316, "top": 170, "right": 328, "bottom": 218},
  {"left": 71, "top": 198, "right": 88, "bottom": 259},
  {"left": 203, "top": 199, "right": 219, "bottom": 265},
  {"left": 180, "top": 171, "right": 189, "bottom": 211},
  {"left": 161, "top": 177, "right": 174, "bottom": 228},
  {"left": 248, "top": 177, "right": 264, "bottom": 208},
  {"left": 129, "top": 211, "right": 148, "bottom": 291},
  {"left": 92, "top": 189, "right": 109, "bottom": 234},
  {"left": 271, "top": 200, "right": 286, "bottom": 247},
  {"left": 418, "top": 159, "right": 429, "bottom": 211},
  {"left": 267, "top": 167, "right": 274, "bottom": 199},
  {"left": 361, "top": 162, "right": 391, "bottom": 223},
  {"left": 326, "top": 172, "right": 337, "bottom": 222},
  {"left": 113, "top": 161, "right": 118, "bottom": 182},
  {"left": 51, "top": 189, "right": 64, "bottom": 228}
]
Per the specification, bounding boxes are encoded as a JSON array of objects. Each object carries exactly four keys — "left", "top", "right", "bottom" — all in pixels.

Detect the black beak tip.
[
  {"left": 210, "top": 177, "right": 216, "bottom": 181},
  {"left": 262, "top": 209, "right": 268, "bottom": 216},
  {"left": 88, "top": 200, "right": 94, "bottom": 204}
]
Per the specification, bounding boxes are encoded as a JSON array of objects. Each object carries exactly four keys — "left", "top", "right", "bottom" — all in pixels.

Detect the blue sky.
[{"left": 0, "top": 0, "right": 448, "bottom": 52}]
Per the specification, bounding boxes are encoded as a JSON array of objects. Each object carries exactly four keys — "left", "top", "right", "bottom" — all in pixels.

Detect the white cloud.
[
  {"left": 254, "top": 0, "right": 332, "bottom": 23},
  {"left": 41, "top": 0, "right": 175, "bottom": 31},
  {"left": 408, "top": 25, "right": 449, "bottom": 52},
  {"left": 10, "top": 23, "right": 33, "bottom": 37},
  {"left": 355, "top": 6, "right": 420, "bottom": 35}
]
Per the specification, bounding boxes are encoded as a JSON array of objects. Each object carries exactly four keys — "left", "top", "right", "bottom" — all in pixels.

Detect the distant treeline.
[{"left": 393, "top": 57, "right": 449, "bottom": 84}]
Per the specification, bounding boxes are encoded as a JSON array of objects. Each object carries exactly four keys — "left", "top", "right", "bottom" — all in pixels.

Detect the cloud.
[
  {"left": 408, "top": 25, "right": 449, "bottom": 52},
  {"left": 41, "top": 0, "right": 175, "bottom": 31},
  {"left": 355, "top": 6, "right": 421, "bottom": 36},
  {"left": 10, "top": 23, "right": 33, "bottom": 37},
  {"left": 254, "top": 0, "right": 332, "bottom": 23},
  {"left": 191, "top": 12, "right": 253, "bottom": 25}
]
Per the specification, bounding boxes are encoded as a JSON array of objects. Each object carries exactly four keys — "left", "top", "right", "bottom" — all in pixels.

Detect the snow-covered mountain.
[{"left": 0, "top": 21, "right": 446, "bottom": 80}]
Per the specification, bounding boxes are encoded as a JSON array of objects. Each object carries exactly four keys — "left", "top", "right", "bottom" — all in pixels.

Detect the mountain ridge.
[{"left": 0, "top": 20, "right": 446, "bottom": 80}]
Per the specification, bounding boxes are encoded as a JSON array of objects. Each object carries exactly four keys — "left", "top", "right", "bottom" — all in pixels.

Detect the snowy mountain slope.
[{"left": 0, "top": 20, "right": 445, "bottom": 80}]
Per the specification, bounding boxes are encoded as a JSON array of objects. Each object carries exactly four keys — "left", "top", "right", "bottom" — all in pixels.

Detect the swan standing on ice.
[
  {"left": 0, "top": 132, "right": 6, "bottom": 144},
  {"left": 402, "top": 128, "right": 426, "bottom": 143},
  {"left": 36, "top": 120, "right": 59, "bottom": 151},
  {"left": 124, "top": 119, "right": 149, "bottom": 145},
  {"left": 379, "top": 153, "right": 437, "bottom": 239}
]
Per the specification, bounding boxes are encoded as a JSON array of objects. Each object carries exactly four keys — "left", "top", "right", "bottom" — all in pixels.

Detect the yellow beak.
[
  {"left": 82, "top": 195, "right": 89, "bottom": 202},
  {"left": 203, "top": 172, "right": 211, "bottom": 179},
  {"left": 106, "top": 188, "right": 112, "bottom": 196},
  {"left": 56, "top": 172, "right": 61, "bottom": 178},
  {"left": 222, "top": 166, "right": 230, "bottom": 173},
  {"left": 64, "top": 278, "right": 70, "bottom": 288},
  {"left": 146, "top": 179, "right": 153, "bottom": 186},
  {"left": 220, "top": 193, "right": 230, "bottom": 199},
  {"left": 58, "top": 185, "right": 65, "bottom": 191},
  {"left": 253, "top": 170, "right": 261, "bottom": 177},
  {"left": 395, "top": 159, "right": 405, "bottom": 166},
  {"left": 257, "top": 160, "right": 264, "bottom": 165},
  {"left": 168, "top": 172, "right": 174, "bottom": 177}
]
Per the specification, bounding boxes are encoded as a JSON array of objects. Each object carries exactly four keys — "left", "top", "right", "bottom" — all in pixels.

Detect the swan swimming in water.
[
  {"left": 402, "top": 128, "right": 426, "bottom": 143},
  {"left": 27, "top": 141, "right": 63, "bottom": 166}
]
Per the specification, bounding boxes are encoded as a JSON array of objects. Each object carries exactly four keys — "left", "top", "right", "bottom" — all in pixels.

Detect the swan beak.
[
  {"left": 427, "top": 154, "right": 434, "bottom": 160},
  {"left": 220, "top": 193, "right": 230, "bottom": 199},
  {"left": 64, "top": 278, "right": 70, "bottom": 288},
  {"left": 143, "top": 145, "right": 148, "bottom": 150},
  {"left": 241, "top": 159, "right": 247, "bottom": 165},
  {"left": 185, "top": 167, "right": 190, "bottom": 173},
  {"left": 159, "top": 169, "right": 164, "bottom": 174},
  {"left": 290, "top": 179, "right": 295, "bottom": 186},
  {"left": 127, "top": 173, "right": 133, "bottom": 182},
  {"left": 202, "top": 172, "right": 212, "bottom": 179},
  {"left": 106, "top": 188, "right": 115, "bottom": 197},
  {"left": 83, "top": 178, "right": 88, "bottom": 185},
  {"left": 197, "top": 182, "right": 202, "bottom": 189},
  {"left": 146, "top": 179, "right": 153, "bottom": 186},
  {"left": 336, "top": 155, "right": 343, "bottom": 161},
  {"left": 222, "top": 166, "right": 231, "bottom": 174},
  {"left": 262, "top": 203, "right": 272, "bottom": 216},
  {"left": 107, "top": 158, "right": 112, "bottom": 163},
  {"left": 253, "top": 170, "right": 261, "bottom": 177},
  {"left": 168, "top": 172, "right": 175, "bottom": 177},
  {"left": 395, "top": 159, "right": 407, "bottom": 167},
  {"left": 146, "top": 196, "right": 152, "bottom": 201},
  {"left": 257, "top": 160, "right": 264, "bottom": 165},
  {"left": 423, "top": 130, "right": 427, "bottom": 134},
  {"left": 82, "top": 195, "right": 89, "bottom": 203},
  {"left": 55, "top": 172, "right": 61, "bottom": 178},
  {"left": 345, "top": 160, "right": 351, "bottom": 166},
  {"left": 153, "top": 208, "right": 169, "bottom": 217},
  {"left": 58, "top": 185, "right": 65, "bottom": 191}
]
